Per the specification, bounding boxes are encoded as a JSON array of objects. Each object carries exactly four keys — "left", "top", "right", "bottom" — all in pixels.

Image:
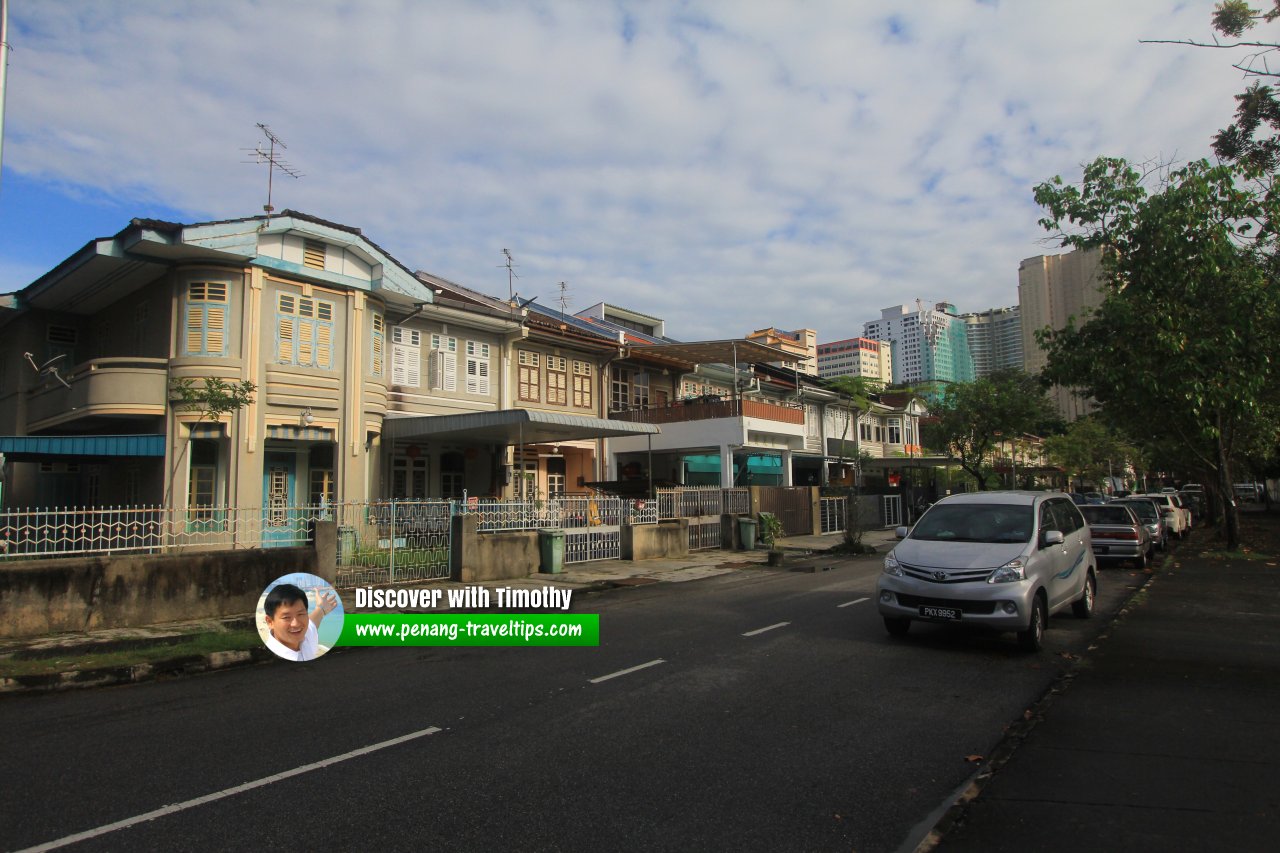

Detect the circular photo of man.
[{"left": 257, "top": 573, "right": 344, "bottom": 662}]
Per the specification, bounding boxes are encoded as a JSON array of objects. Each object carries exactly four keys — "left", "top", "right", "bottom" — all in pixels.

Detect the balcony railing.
[
  {"left": 24, "top": 357, "right": 169, "bottom": 429},
  {"left": 610, "top": 396, "right": 804, "bottom": 426}
]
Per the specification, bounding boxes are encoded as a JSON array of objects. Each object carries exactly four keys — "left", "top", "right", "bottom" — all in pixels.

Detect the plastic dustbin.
[
  {"left": 539, "top": 528, "right": 566, "bottom": 573},
  {"left": 737, "top": 517, "right": 758, "bottom": 551}
]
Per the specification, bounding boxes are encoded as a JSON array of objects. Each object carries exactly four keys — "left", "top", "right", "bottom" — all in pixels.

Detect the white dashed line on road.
[
  {"left": 742, "top": 622, "right": 790, "bottom": 637},
  {"left": 16, "top": 726, "right": 445, "bottom": 853},
  {"left": 838, "top": 597, "right": 870, "bottom": 608},
  {"left": 589, "top": 658, "right": 666, "bottom": 684}
]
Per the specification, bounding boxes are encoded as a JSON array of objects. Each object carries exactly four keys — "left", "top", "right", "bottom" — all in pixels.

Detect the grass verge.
[{"left": 0, "top": 630, "right": 263, "bottom": 678}]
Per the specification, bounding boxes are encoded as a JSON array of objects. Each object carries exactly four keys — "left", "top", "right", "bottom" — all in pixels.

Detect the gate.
[
  {"left": 560, "top": 496, "right": 623, "bottom": 563},
  {"left": 755, "top": 487, "right": 813, "bottom": 536},
  {"left": 881, "top": 495, "right": 902, "bottom": 529},
  {"left": 334, "top": 500, "right": 453, "bottom": 586}
]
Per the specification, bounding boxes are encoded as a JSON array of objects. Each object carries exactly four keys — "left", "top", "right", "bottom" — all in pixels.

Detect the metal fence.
[
  {"left": 0, "top": 504, "right": 327, "bottom": 559},
  {"left": 820, "top": 497, "right": 847, "bottom": 534},
  {"left": 656, "top": 487, "right": 749, "bottom": 519},
  {"left": 333, "top": 501, "right": 452, "bottom": 586}
]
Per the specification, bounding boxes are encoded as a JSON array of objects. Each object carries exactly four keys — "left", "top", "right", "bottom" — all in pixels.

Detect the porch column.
[
  {"left": 720, "top": 444, "right": 735, "bottom": 489},
  {"left": 781, "top": 449, "right": 793, "bottom": 486}
]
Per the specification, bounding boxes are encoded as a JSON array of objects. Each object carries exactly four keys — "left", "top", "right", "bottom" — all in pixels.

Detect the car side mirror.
[
  {"left": 1042, "top": 529, "right": 1065, "bottom": 547},
  {"left": 895, "top": 525, "right": 910, "bottom": 539}
]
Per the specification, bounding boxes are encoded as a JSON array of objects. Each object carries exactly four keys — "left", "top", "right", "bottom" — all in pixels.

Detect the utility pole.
[
  {"left": 0, "top": 0, "right": 10, "bottom": 193},
  {"left": 501, "top": 249, "right": 519, "bottom": 307}
]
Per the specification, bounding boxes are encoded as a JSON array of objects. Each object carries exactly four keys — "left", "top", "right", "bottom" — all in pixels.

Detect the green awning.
[{"left": 0, "top": 435, "right": 166, "bottom": 461}]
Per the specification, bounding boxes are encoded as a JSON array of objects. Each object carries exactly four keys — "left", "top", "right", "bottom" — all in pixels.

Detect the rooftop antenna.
[
  {"left": 557, "top": 281, "right": 571, "bottom": 315},
  {"left": 501, "top": 248, "right": 519, "bottom": 306},
  {"left": 242, "top": 123, "right": 302, "bottom": 220}
]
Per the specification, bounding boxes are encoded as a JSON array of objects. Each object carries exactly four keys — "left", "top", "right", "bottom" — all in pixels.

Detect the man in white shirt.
[{"left": 263, "top": 583, "right": 339, "bottom": 662}]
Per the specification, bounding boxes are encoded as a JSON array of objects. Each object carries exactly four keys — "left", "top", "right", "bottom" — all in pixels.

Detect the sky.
[{"left": 0, "top": 0, "right": 1255, "bottom": 342}]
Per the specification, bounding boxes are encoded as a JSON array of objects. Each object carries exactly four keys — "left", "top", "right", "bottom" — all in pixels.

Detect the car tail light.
[{"left": 1093, "top": 530, "right": 1140, "bottom": 540}]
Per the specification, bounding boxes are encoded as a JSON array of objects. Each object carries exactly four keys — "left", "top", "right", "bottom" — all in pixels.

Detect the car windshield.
[
  {"left": 909, "top": 503, "right": 1033, "bottom": 543},
  {"left": 1117, "top": 501, "right": 1157, "bottom": 521},
  {"left": 1081, "top": 506, "right": 1134, "bottom": 525}
]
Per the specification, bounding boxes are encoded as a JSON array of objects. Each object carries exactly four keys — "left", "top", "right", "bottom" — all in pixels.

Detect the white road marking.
[
  {"left": 16, "top": 726, "right": 444, "bottom": 853},
  {"left": 589, "top": 658, "right": 666, "bottom": 683},
  {"left": 838, "top": 597, "right": 870, "bottom": 608},
  {"left": 742, "top": 621, "right": 790, "bottom": 637}
]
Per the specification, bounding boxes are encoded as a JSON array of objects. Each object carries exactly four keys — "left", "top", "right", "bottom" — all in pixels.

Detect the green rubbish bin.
[
  {"left": 737, "top": 516, "right": 758, "bottom": 551},
  {"left": 539, "top": 528, "right": 566, "bottom": 573}
]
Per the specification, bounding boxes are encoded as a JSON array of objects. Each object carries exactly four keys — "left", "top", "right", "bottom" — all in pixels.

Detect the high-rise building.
[
  {"left": 862, "top": 301, "right": 975, "bottom": 387},
  {"left": 960, "top": 306, "right": 1023, "bottom": 378},
  {"left": 816, "top": 337, "right": 893, "bottom": 385},
  {"left": 745, "top": 327, "right": 818, "bottom": 375},
  {"left": 1018, "top": 247, "right": 1107, "bottom": 420}
]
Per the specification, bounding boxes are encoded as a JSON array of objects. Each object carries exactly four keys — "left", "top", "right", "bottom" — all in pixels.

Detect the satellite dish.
[{"left": 23, "top": 352, "right": 72, "bottom": 388}]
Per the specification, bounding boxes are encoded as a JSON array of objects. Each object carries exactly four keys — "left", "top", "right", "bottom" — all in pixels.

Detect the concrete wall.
[
  {"left": 622, "top": 519, "right": 688, "bottom": 560},
  {"left": 0, "top": 546, "right": 315, "bottom": 639},
  {"left": 450, "top": 513, "right": 540, "bottom": 582}
]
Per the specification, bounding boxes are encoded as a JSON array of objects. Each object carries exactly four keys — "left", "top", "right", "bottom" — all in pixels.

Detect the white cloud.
[{"left": 0, "top": 0, "right": 1255, "bottom": 342}]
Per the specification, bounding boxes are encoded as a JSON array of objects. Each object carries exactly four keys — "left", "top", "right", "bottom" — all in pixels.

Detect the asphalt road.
[{"left": 0, "top": 552, "right": 1152, "bottom": 853}]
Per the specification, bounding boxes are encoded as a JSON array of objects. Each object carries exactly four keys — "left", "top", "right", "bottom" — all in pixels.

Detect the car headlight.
[
  {"left": 987, "top": 558, "right": 1026, "bottom": 584},
  {"left": 883, "top": 552, "right": 904, "bottom": 577}
]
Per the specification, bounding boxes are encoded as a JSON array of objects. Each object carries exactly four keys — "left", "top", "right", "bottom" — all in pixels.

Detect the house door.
[{"left": 262, "top": 452, "right": 297, "bottom": 547}]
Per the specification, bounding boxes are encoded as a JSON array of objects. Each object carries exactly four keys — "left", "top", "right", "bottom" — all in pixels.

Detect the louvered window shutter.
[
  {"left": 186, "top": 306, "right": 204, "bottom": 354},
  {"left": 279, "top": 317, "right": 295, "bottom": 363},
  {"left": 206, "top": 306, "right": 226, "bottom": 355},
  {"left": 442, "top": 351, "right": 456, "bottom": 391}
]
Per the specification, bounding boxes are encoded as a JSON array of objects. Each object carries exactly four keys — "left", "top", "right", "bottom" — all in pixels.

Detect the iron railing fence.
[
  {"left": 656, "top": 487, "right": 749, "bottom": 519},
  {"left": 332, "top": 500, "right": 453, "bottom": 586},
  {"left": 0, "top": 504, "right": 329, "bottom": 559},
  {"left": 456, "top": 496, "right": 656, "bottom": 532}
]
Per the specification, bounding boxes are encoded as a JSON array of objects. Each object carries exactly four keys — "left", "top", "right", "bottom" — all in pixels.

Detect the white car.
[{"left": 1137, "top": 493, "right": 1192, "bottom": 538}]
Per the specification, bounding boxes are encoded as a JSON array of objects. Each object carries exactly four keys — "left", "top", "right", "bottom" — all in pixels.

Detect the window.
[
  {"left": 611, "top": 366, "right": 630, "bottom": 410},
  {"left": 371, "top": 313, "right": 385, "bottom": 377},
  {"left": 440, "top": 451, "right": 465, "bottom": 500},
  {"left": 547, "top": 356, "right": 567, "bottom": 405},
  {"left": 391, "top": 455, "right": 428, "bottom": 499},
  {"left": 309, "top": 446, "right": 335, "bottom": 507},
  {"left": 392, "top": 327, "right": 421, "bottom": 387},
  {"left": 465, "top": 341, "right": 491, "bottom": 395},
  {"left": 888, "top": 418, "right": 902, "bottom": 445},
  {"left": 47, "top": 324, "right": 78, "bottom": 365},
  {"left": 303, "top": 239, "right": 326, "bottom": 270},
  {"left": 518, "top": 350, "right": 541, "bottom": 403},
  {"left": 185, "top": 283, "right": 229, "bottom": 357},
  {"left": 429, "top": 334, "right": 458, "bottom": 391},
  {"left": 573, "top": 361, "right": 593, "bottom": 409},
  {"left": 277, "top": 293, "right": 334, "bottom": 369},
  {"left": 189, "top": 439, "right": 218, "bottom": 519}
]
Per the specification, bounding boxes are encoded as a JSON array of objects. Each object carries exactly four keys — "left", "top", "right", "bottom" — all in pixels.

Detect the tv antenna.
[
  {"left": 23, "top": 352, "right": 71, "bottom": 389},
  {"left": 557, "top": 281, "right": 571, "bottom": 315},
  {"left": 242, "top": 123, "right": 302, "bottom": 219},
  {"left": 500, "top": 248, "right": 520, "bottom": 305}
]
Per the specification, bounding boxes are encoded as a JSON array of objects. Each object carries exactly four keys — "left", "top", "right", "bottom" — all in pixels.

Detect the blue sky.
[{"left": 0, "top": 0, "right": 1251, "bottom": 341}]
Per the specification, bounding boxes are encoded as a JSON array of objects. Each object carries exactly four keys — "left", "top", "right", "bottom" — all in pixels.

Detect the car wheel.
[
  {"left": 1134, "top": 548, "right": 1149, "bottom": 570},
  {"left": 1073, "top": 572, "right": 1096, "bottom": 618},
  {"left": 1018, "top": 595, "right": 1047, "bottom": 652},
  {"left": 884, "top": 617, "right": 910, "bottom": 637}
]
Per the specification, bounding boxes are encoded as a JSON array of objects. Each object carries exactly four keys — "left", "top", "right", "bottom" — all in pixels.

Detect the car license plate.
[
  {"left": 1094, "top": 545, "right": 1109, "bottom": 554},
  {"left": 919, "top": 605, "right": 961, "bottom": 620}
]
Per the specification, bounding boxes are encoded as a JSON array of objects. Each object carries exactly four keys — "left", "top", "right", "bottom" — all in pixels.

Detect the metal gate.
[
  {"left": 561, "top": 497, "right": 622, "bottom": 563},
  {"left": 756, "top": 487, "right": 813, "bottom": 536},
  {"left": 687, "top": 516, "right": 722, "bottom": 550},
  {"left": 882, "top": 495, "right": 902, "bottom": 529},
  {"left": 334, "top": 500, "right": 453, "bottom": 586}
]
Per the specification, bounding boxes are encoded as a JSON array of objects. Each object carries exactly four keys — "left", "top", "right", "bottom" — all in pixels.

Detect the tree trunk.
[{"left": 1216, "top": 434, "right": 1240, "bottom": 551}]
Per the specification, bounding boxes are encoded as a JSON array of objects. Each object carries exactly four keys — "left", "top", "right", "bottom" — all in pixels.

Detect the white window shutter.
[{"left": 443, "top": 351, "right": 456, "bottom": 391}]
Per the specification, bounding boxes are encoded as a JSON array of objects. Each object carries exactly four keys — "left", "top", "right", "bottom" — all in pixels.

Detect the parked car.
[
  {"left": 877, "top": 491, "right": 1097, "bottom": 652},
  {"left": 1234, "top": 483, "right": 1262, "bottom": 503},
  {"left": 1178, "top": 490, "right": 1206, "bottom": 519},
  {"left": 1137, "top": 493, "right": 1191, "bottom": 538},
  {"left": 1114, "top": 498, "right": 1169, "bottom": 551},
  {"left": 1079, "top": 504, "right": 1152, "bottom": 569},
  {"left": 1082, "top": 492, "right": 1108, "bottom": 505}
]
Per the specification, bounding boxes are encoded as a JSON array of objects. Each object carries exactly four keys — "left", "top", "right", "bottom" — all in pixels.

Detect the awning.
[
  {"left": 0, "top": 434, "right": 166, "bottom": 461},
  {"left": 383, "top": 409, "right": 659, "bottom": 445},
  {"left": 627, "top": 339, "right": 801, "bottom": 368}
]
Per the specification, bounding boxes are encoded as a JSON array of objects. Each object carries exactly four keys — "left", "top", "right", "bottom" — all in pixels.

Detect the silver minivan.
[{"left": 876, "top": 491, "right": 1098, "bottom": 651}]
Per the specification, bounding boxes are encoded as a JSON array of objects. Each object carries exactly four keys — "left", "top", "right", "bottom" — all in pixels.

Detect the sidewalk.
[
  {"left": 0, "top": 527, "right": 894, "bottom": 693},
  {"left": 927, "top": 511, "right": 1280, "bottom": 851}
]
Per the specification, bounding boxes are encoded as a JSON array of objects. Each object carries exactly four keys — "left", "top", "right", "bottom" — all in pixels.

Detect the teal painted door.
[{"left": 262, "top": 452, "right": 297, "bottom": 547}]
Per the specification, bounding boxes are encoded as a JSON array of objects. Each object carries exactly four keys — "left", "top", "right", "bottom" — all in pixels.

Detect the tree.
[
  {"left": 822, "top": 374, "right": 881, "bottom": 549},
  {"left": 1042, "top": 417, "right": 1135, "bottom": 492},
  {"left": 921, "top": 370, "right": 1055, "bottom": 491},
  {"left": 170, "top": 377, "right": 257, "bottom": 424},
  {"left": 1034, "top": 156, "right": 1280, "bottom": 549}
]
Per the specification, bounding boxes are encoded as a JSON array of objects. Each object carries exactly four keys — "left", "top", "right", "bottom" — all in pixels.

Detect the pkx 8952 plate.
[{"left": 919, "top": 605, "right": 961, "bottom": 620}]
